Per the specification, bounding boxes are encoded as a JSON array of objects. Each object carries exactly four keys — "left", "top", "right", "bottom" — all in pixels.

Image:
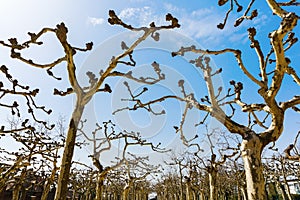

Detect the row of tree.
[
  {"left": 0, "top": 0, "right": 300, "bottom": 199},
  {"left": 1, "top": 125, "right": 300, "bottom": 200}
]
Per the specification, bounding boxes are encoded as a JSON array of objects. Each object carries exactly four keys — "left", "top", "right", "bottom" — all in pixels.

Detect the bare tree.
[
  {"left": 264, "top": 154, "right": 300, "bottom": 200},
  {"left": 115, "top": 1, "right": 300, "bottom": 199},
  {"left": 190, "top": 128, "right": 239, "bottom": 200},
  {"left": 154, "top": 170, "right": 183, "bottom": 200},
  {"left": 121, "top": 153, "right": 161, "bottom": 200},
  {"left": 78, "top": 120, "right": 166, "bottom": 200},
  {"left": 164, "top": 152, "right": 190, "bottom": 200},
  {"left": 0, "top": 10, "right": 179, "bottom": 200}
]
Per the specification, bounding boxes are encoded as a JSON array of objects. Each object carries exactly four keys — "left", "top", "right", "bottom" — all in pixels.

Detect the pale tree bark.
[
  {"left": 165, "top": 154, "right": 187, "bottom": 200},
  {"left": 121, "top": 156, "right": 158, "bottom": 200},
  {"left": 95, "top": 173, "right": 106, "bottom": 200},
  {"left": 240, "top": 133, "right": 266, "bottom": 199},
  {"left": 122, "top": 179, "right": 132, "bottom": 200},
  {"left": 185, "top": 178, "right": 193, "bottom": 200},
  {"left": 190, "top": 130, "right": 239, "bottom": 200},
  {"left": 199, "top": 190, "right": 205, "bottom": 200},
  {"left": 284, "top": 131, "right": 300, "bottom": 161},
  {"left": 276, "top": 180, "right": 288, "bottom": 200},
  {"left": 240, "top": 184, "right": 248, "bottom": 200},
  {"left": 84, "top": 124, "right": 165, "bottom": 200},
  {"left": 208, "top": 168, "right": 218, "bottom": 200}
]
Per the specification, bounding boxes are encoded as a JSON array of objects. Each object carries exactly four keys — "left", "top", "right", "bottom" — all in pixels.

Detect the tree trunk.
[
  {"left": 284, "top": 184, "right": 292, "bottom": 200},
  {"left": 179, "top": 170, "right": 184, "bottom": 200},
  {"left": 13, "top": 169, "right": 27, "bottom": 200},
  {"left": 199, "top": 190, "right": 205, "bottom": 200},
  {"left": 19, "top": 186, "right": 27, "bottom": 200},
  {"left": 185, "top": 179, "right": 193, "bottom": 200},
  {"left": 41, "top": 167, "right": 57, "bottom": 200},
  {"left": 237, "top": 183, "right": 241, "bottom": 200},
  {"left": 192, "top": 189, "right": 196, "bottom": 200},
  {"left": 72, "top": 189, "right": 76, "bottom": 199},
  {"left": 267, "top": 182, "right": 278, "bottom": 200},
  {"left": 173, "top": 193, "right": 178, "bottom": 200},
  {"left": 209, "top": 167, "right": 218, "bottom": 200},
  {"left": 240, "top": 185, "right": 248, "bottom": 200},
  {"left": 276, "top": 180, "right": 288, "bottom": 200},
  {"left": 12, "top": 184, "right": 21, "bottom": 200},
  {"left": 241, "top": 135, "right": 267, "bottom": 200},
  {"left": 282, "top": 163, "right": 293, "bottom": 200},
  {"left": 122, "top": 186, "right": 129, "bottom": 200},
  {"left": 95, "top": 174, "right": 106, "bottom": 200},
  {"left": 54, "top": 100, "right": 85, "bottom": 200}
]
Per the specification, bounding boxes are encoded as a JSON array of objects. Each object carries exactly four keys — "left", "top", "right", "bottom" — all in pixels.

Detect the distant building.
[
  {"left": 148, "top": 192, "right": 157, "bottom": 200},
  {"left": 288, "top": 181, "right": 300, "bottom": 195}
]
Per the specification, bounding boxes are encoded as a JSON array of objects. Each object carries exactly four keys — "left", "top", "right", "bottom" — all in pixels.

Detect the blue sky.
[{"left": 0, "top": 1, "right": 299, "bottom": 167}]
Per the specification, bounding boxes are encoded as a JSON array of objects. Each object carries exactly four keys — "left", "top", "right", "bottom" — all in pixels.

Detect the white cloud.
[
  {"left": 118, "top": 6, "right": 164, "bottom": 27},
  {"left": 88, "top": 17, "right": 104, "bottom": 26},
  {"left": 164, "top": 3, "right": 181, "bottom": 13},
  {"left": 170, "top": 5, "right": 270, "bottom": 47},
  {"left": 117, "top": 3, "right": 270, "bottom": 47},
  {"left": 191, "top": 7, "right": 214, "bottom": 17},
  {"left": 253, "top": 14, "right": 268, "bottom": 25},
  {"left": 119, "top": 7, "right": 139, "bottom": 19},
  {"left": 178, "top": 7, "right": 240, "bottom": 46}
]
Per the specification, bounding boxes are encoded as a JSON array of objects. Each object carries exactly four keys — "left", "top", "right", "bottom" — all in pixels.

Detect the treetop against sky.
[{"left": 0, "top": 0, "right": 299, "bottom": 166}]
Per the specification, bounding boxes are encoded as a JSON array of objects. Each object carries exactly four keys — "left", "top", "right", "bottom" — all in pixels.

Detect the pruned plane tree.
[
  {"left": 0, "top": 10, "right": 180, "bottom": 200},
  {"left": 114, "top": 1, "right": 300, "bottom": 199},
  {"left": 77, "top": 119, "right": 167, "bottom": 200}
]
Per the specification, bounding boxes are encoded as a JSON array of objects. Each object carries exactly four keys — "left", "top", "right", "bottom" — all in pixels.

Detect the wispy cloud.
[
  {"left": 161, "top": 3, "right": 245, "bottom": 46},
  {"left": 87, "top": 17, "right": 104, "bottom": 26},
  {"left": 119, "top": 6, "right": 157, "bottom": 26},
  {"left": 163, "top": 4, "right": 270, "bottom": 47},
  {"left": 164, "top": 3, "right": 181, "bottom": 13},
  {"left": 118, "top": 3, "right": 270, "bottom": 47}
]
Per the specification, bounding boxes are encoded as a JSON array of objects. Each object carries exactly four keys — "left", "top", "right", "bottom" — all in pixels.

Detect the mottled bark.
[{"left": 241, "top": 135, "right": 266, "bottom": 200}]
